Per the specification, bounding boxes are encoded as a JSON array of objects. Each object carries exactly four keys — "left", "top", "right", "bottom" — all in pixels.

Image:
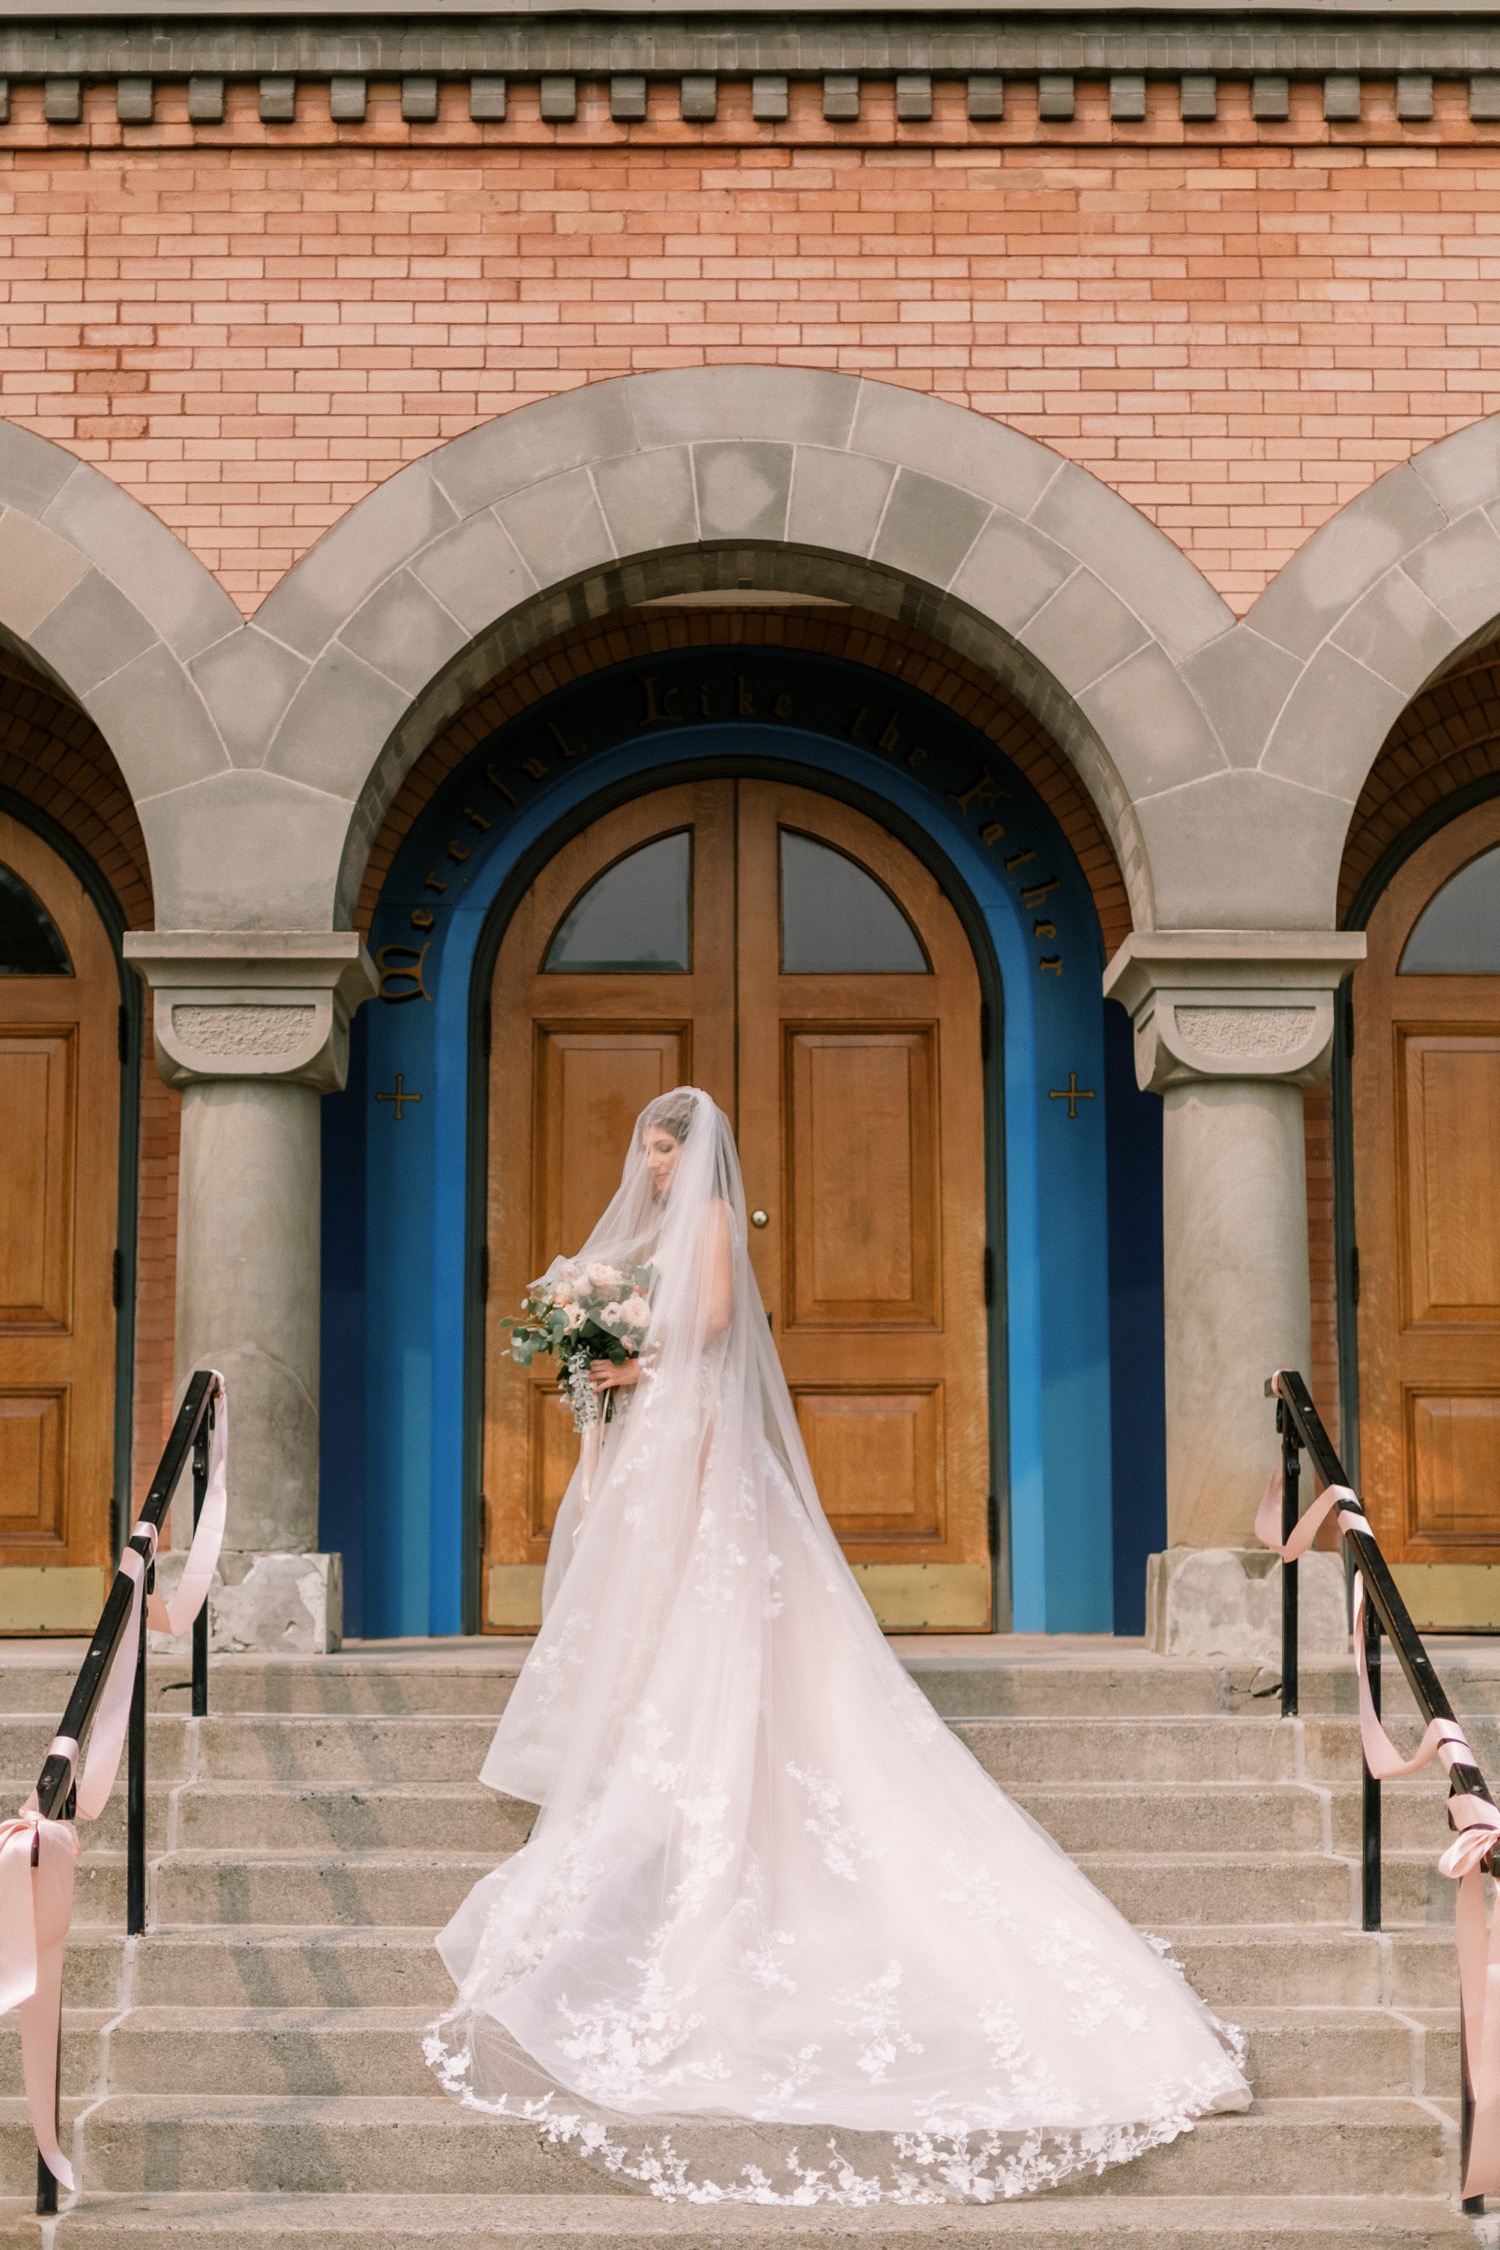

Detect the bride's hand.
[{"left": 590, "top": 1357, "right": 641, "bottom": 1392}]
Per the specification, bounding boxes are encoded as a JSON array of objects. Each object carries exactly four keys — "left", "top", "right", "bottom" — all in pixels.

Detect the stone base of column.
[
  {"left": 1145, "top": 1546, "right": 1347, "bottom": 1663},
  {"left": 150, "top": 1548, "right": 343, "bottom": 1655}
]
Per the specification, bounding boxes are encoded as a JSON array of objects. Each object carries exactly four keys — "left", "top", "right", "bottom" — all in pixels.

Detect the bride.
[{"left": 426, "top": 1087, "right": 1249, "bottom": 2203}]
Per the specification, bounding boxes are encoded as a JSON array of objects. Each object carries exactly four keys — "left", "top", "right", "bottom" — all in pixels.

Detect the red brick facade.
[{"left": 1, "top": 89, "right": 1498, "bottom": 610}]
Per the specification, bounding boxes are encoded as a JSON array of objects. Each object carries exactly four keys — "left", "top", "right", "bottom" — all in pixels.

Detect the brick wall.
[{"left": 0, "top": 82, "right": 1498, "bottom": 610}]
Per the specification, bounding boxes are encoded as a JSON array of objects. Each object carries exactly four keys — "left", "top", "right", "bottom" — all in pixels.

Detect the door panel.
[
  {"left": 483, "top": 775, "right": 990, "bottom": 1632},
  {"left": 785, "top": 1028, "right": 937, "bottom": 1325},
  {"left": 1355, "top": 798, "right": 1500, "bottom": 1616},
  {"left": 0, "top": 809, "right": 118, "bottom": 1620},
  {"left": 1399, "top": 1036, "right": 1500, "bottom": 1322},
  {"left": 1408, "top": 1393, "right": 1500, "bottom": 1540},
  {"left": 534, "top": 1028, "right": 692, "bottom": 1274},
  {"left": 0, "top": 1032, "right": 75, "bottom": 1328},
  {"left": 0, "top": 1390, "right": 66, "bottom": 1545},
  {"left": 794, "top": 1386, "right": 943, "bottom": 1540}
]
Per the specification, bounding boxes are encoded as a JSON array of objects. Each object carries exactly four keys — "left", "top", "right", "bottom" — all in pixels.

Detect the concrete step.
[
  {"left": 954, "top": 1717, "right": 1297, "bottom": 1784},
  {"left": 55, "top": 2095, "right": 1455, "bottom": 2202},
  {"left": 32, "top": 2191, "right": 1489, "bottom": 2246},
  {"left": 1014, "top": 1781, "right": 1326, "bottom": 1855},
  {"left": 191, "top": 1718, "right": 501, "bottom": 1786},
  {"left": 171, "top": 1784, "right": 534, "bottom": 1855},
  {"left": 1302, "top": 1713, "right": 1500, "bottom": 1782},
  {"left": 0, "top": 1654, "right": 524, "bottom": 1722},
  {"left": 0, "top": 1716, "right": 189, "bottom": 1781},
  {"left": 170, "top": 1776, "right": 1324, "bottom": 1859},
  {"left": 1163, "top": 1926, "right": 1458, "bottom": 2010},
  {"left": 127, "top": 1930, "right": 452, "bottom": 2012},
  {"left": 0, "top": 2014, "right": 110, "bottom": 2099},
  {"left": 0, "top": 1781, "right": 171, "bottom": 1854},
  {"left": 1078, "top": 1852, "right": 1355, "bottom": 1927},
  {"left": 151, "top": 1853, "right": 497, "bottom": 1929},
  {"left": 1233, "top": 2005, "right": 1455, "bottom": 2097},
  {"left": 98, "top": 2001, "right": 1454, "bottom": 2104},
  {"left": 143, "top": 1844, "right": 1362, "bottom": 1933},
  {"left": 104, "top": 2010, "right": 441, "bottom": 2099}
]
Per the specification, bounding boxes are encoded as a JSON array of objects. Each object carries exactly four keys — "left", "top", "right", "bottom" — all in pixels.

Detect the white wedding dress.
[{"left": 427, "top": 1088, "right": 1249, "bottom": 2203}]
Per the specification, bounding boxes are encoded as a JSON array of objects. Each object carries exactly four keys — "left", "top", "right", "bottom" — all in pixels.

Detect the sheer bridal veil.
[{"left": 426, "top": 1086, "right": 1249, "bottom": 2205}]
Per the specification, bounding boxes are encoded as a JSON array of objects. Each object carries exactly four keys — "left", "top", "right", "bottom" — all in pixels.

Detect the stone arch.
[
  {"left": 1235, "top": 414, "right": 1500, "bottom": 925},
  {"left": 245, "top": 369, "right": 1241, "bottom": 935},
  {"left": 0, "top": 423, "right": 239, "bottom": 926}
]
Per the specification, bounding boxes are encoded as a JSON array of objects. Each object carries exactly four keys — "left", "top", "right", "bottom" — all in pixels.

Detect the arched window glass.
[
  {"left": 1400, "top": 845, "right": 1500, "bottom": 973},
  {"left": 0, "top": 862, "right": 72, "bottom": 975},
  {"left": 779, "top": 830, "right": 928, "bottom": 973},
  {"left": 544, "top": 831, "right": 692, "bottom": 973}
]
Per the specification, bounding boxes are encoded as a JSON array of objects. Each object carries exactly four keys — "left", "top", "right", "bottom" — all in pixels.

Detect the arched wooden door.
[
  {"left": 1353, "top": 797, "right": 1500, "bottom": 1628},
  {"left": 0, "top": 809, "right": 120, "bottom": 1630},
  {"left": 484, "top": 777, "right": 990, "bottom": 1633}
]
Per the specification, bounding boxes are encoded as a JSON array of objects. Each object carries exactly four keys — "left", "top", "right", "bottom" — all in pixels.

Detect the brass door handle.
[{"left": 750, "top": 1209, "right": 769, "bottom": 1228}]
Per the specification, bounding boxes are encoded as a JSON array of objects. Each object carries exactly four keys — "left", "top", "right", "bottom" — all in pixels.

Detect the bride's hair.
[{"left": 642, "top": 1091, "right": 695, "bottom": 1143}]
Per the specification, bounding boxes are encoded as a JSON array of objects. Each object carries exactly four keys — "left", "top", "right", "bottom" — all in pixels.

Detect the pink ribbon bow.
[
  {"left": 1257, "top": 1381, "right": 1500, "bottom": 2197},
  {"left": 0, "top": 1782, "right": 81, "bottom": 2187},
  {"left": 0, "top": 1372, "right": 228, "bottom": 2197}
]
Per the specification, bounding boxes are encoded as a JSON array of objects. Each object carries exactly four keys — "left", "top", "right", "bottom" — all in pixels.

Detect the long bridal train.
[{"left": 425, "top": 1089, "right": 1249, "bottom": 2204}]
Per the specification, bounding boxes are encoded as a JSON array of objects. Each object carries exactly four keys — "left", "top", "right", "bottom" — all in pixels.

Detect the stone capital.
[
  {"left": 122, "top": 931, "right": 377, "bottom": 1092},
  {"left": 1103, "top": 931, "right": 1367, "bottom": 1094}
]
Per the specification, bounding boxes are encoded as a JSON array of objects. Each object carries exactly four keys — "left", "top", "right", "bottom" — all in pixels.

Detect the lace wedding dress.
[{"left": 426, "top": 1088, "right": 1249, "bottom": 2203}]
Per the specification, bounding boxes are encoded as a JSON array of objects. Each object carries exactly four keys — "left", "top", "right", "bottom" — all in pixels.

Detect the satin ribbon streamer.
[
  {"left": 0, "top": 1372, "right": 228, "bottom": 2194},
  {"left": 1257, "top": 1383, "right": 1500, "bottom": 2197}
]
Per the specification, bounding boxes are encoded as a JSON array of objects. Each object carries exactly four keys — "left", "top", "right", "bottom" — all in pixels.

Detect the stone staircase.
[{"left": 0, "top": 1634, "right": 1496, "bottom": 2246}]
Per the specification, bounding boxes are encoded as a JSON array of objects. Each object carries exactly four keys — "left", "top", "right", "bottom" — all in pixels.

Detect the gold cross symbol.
[
  {"left": 376, "top": 1074, "right": 422, "bottom": 1121},
  {"left": 1048, "top": 1072, "right": 1095, "bottom": 1119}
]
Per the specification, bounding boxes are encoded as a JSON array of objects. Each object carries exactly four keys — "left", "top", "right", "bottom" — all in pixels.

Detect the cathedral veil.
[{"left": 425, "top": 1087, "right": 1248, "bottom": 2204}]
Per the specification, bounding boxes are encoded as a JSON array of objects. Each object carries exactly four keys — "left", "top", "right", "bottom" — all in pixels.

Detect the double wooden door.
[
  {"left": 1354, "top": 798, "right": 1500, "bottom": 1625},
  {"left": 483, "top": 778, "right": 990, "bottom": 1633},
  {"left": 0, "top": 810, "right": 119, "bottom": 1629}
]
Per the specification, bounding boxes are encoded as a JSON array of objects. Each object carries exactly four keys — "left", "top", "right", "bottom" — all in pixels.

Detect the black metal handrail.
[
  {"left": 1271, "top": 1367, "right": 1496, "bottom": 2214},
  {"left": 31, "top": 1368, "right": 218, "bottom": 2214}
]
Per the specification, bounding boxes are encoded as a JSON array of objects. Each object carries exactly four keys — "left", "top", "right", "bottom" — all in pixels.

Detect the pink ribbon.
[
  {"left": 0, "top": 1372, "right": 227, "bottom": 2197},
  {"left": 1258, "top": 1384, "right": 1500, "bottom": 2196},
  {"left": 0, "top": 1792, "right": 80, "bottom": 2188}
]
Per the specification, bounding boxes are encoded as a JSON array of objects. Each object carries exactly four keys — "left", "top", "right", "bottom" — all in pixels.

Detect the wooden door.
[
  {"left": 1354, "top": 798, "right": 1500, "bottom": 1626},
  {"left": 0, "top": 810, "right": 119, "bottom": 1629},
  {"left": 483, "top": 776, "right": 990, "bottom": 1633},
  {"left": 734, "top": 782, "right": 989, "bottom": 1628}
]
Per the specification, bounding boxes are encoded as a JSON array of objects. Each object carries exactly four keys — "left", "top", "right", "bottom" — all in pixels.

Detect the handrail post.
[
  {"left": 191, "top": 1409, "right": 210, "bottom": 1720},
  {"left": 126, "top": 1554, "right": 150, "bottom": 1938},
  {"left": 1280, "top": 1402, "right": 1300, "bottom": 1719},
  {"left": 1463, "top": 1991, "right": 1483, "bottom": 2215},
  {"left": 1362, "top": 1596, "right": 1381, "bottom": 1930}
]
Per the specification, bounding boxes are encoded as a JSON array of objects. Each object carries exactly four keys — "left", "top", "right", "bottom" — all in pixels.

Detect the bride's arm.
[
  {"left": 701, "top": 1199, "right": 735, "bottom": 1342},
  {"left": 592, "top": 1202, "right": 736, "bottom": 1391}
]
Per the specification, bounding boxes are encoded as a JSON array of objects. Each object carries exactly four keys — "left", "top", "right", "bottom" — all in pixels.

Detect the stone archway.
[{"left": 241, "top": 368, "right": 1242, "bottom": 935}]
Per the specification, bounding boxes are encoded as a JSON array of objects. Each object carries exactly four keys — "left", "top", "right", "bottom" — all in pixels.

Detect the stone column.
[
  {"left": 1104, "top": 932, "right": 1365, "bottom": 1661},
  {"left": 123, "top": 932, "right": 376, "bottom": 1654}
]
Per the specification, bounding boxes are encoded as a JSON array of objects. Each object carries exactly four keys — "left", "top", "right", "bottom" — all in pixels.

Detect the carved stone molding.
[
  {"left": 123, "top": 930, "right": 377, "bottom": 1091},
  {"left": 1103, "top": 930, "right": 1367, "bottom": 1092}
]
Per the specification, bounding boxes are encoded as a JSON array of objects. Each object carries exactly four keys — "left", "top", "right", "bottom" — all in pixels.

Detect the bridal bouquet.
[{"left": 503, "top": 1260, "right": 655, "bottom": 1431}]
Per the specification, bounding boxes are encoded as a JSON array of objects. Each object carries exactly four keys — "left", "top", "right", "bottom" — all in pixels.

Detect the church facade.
[{"left": 1, "top": 23, "right": 1499, "bottom": 1650}]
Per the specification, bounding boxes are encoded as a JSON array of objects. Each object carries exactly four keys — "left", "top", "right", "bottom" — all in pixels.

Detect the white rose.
[
  {"left": 601, "top": 1302, "right": 626, "bottom": 1326},
  {"left": 563, "top": 1304, "right": 586, "bottom": 1332},
  {"left": 588, "top": 1262, "right": 622, "bottom": 1291},
  {"left": 624, "top": 1295, "right": 651, "bottom": 1328}
]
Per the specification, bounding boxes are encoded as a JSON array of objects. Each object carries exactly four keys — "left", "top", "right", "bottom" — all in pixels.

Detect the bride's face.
[{"left": 643, "top": 1127, "right": 683, "bottom": 1197}]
